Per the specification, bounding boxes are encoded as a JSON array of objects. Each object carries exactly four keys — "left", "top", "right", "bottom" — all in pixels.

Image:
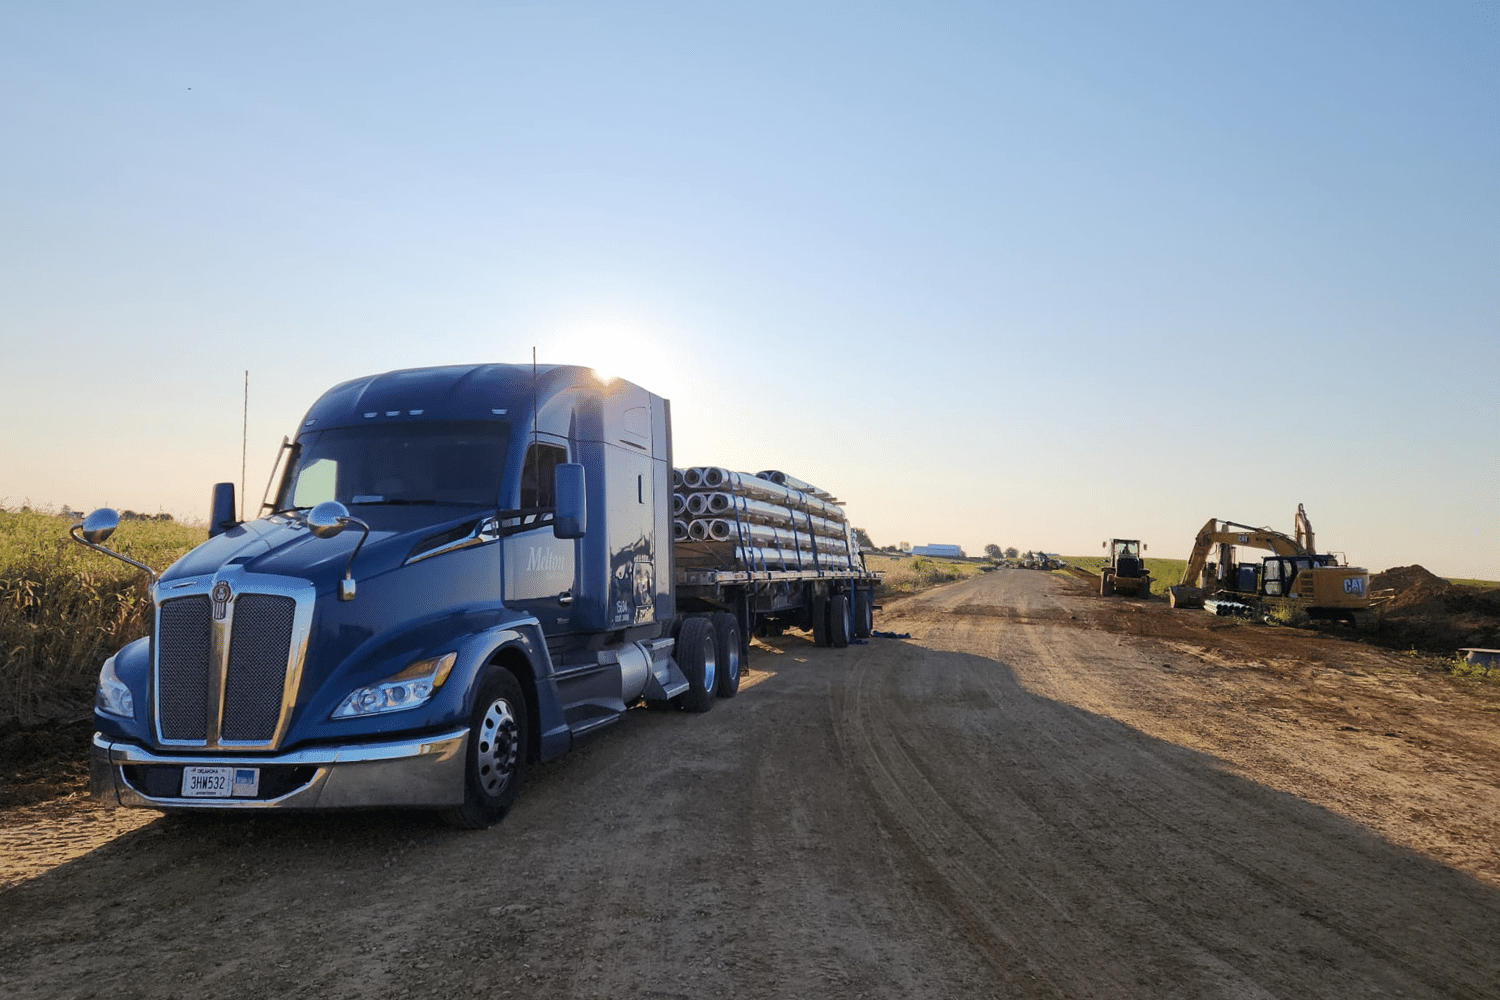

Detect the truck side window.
[{"left": 520, "top": 444, "right": 567, "bottom": 510}]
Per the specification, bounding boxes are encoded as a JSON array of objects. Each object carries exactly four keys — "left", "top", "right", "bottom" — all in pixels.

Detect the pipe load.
[
  {"left": 694, "top": 494, "right": 847, "bottom": 539},
  {"left": 671, "top": 466, "right": 867, "bottom": 580},
  {"left": 681, "top": 467, "right": 845, "bottom": 523},
  {"left": 707, "top": 519, "right": 850, "bottom": 555},
  {"left": 756, "top": 470, "right": 837, "bottom": 502},
  {"left": 722, "top": 547, "right": 854, "bottom": 571}
]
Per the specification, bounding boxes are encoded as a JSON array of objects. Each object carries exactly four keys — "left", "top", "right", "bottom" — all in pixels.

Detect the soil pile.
[{"left": 1370, "top": 565, "right": 1500, "bottom": 655}]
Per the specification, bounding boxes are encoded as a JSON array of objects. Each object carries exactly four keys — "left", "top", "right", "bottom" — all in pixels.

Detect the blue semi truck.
[{"left": 74, "top": 364, "right": 878, "bottom": 827}]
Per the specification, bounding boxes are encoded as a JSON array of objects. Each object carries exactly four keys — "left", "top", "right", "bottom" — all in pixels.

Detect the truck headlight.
[
  {"left": 96, "top": 655, "right": 134, "bottom": 719},
  {"left": 332, "top": 652, "right": 457, "bottom": 719}
]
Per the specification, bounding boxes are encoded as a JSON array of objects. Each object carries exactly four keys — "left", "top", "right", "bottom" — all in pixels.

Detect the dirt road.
[{"left": 3, "top": 569, "right": 1498, "bottom": 999}]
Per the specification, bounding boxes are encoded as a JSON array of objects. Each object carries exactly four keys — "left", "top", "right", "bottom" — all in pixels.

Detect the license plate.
[{"left": 181, "top": 766, "right": 260, "bottom": 798}]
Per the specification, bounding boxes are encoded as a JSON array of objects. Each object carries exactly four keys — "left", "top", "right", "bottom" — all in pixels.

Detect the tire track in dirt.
[{"left": 868, "top": 571, "right": 1500, "bottom": 999}]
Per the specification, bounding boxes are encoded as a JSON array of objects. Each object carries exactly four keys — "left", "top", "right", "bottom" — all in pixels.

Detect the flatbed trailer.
[{"left": 671, "top": 467, "right": 881, "bottom": 648}]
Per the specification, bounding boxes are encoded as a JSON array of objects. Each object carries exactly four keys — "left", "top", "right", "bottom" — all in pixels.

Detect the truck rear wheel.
[
  {"left": 811, "top": 595, "right": 829, "bottom": 647},
  {"left": 710, "top": 611, "right": 742, "bottom": 698},
  {"left": 675, "top": 616, "right": 717, "bottom": 713},
  {"left": 829, "top": 594, "right": 852, "bottom": 648},
  {"left": 442, "top": 667, "right": 528, "bottom": 830},
  {"left": 853, "top": 589, "right": 874, "bottom": 639}
]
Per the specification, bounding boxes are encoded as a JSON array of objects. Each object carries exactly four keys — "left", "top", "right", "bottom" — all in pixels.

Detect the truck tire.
[
  {"left": 442, "top": 667, "right": 528, "bottom": 829},
  {"left": 853, "top": 588, "right": 874, "bottom": 639},
  {"left": 811, "top": 595, "right": 829, "bottom": 647},
  {"left": 710, "top": 611, "right": 742, "bottom": 699},
  {"left": 675, "top": 616, "right": 717, "bottom": 713},
  {"left": 1101, "top": 571, "right": 1115, "bottom": 596},
  {"left": 829, "top": 593, "right": 852, "bottom": 648}
]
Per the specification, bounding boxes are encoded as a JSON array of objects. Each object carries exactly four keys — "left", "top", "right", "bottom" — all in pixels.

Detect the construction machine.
[
  {"left": 1167, "top": 504, "right": 1371, "bottom": 620},
  {"left": 1100, "top": 539, "right": 1150, "bottom": 597}
]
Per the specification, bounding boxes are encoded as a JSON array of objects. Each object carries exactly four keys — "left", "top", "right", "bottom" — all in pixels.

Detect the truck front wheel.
[{"left": 443, "top": 668, "right": 528, "bottom": 829}]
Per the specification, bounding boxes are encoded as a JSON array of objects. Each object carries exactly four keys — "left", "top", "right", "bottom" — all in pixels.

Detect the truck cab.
[{"left": 82, "top": 365, "right": 719, "bottom": 827}]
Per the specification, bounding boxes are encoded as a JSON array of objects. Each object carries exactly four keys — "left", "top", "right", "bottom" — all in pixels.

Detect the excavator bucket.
[{"left": 1168, "top": 586, "right": 1205, "bottom": 609}]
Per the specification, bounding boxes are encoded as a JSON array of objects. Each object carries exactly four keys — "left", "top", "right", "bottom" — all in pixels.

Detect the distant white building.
[{"left": 912, "top": 544, "right": 965, "bottom": 558}]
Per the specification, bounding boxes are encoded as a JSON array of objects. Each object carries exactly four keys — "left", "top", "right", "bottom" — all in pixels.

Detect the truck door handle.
[{"left": 558, "top": 591, "right": 573, "bottom": 606}]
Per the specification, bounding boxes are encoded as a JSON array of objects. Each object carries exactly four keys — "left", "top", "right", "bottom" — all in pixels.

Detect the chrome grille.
[
  {"left": 155, "top": 586, "right": 301, "bottom": 747},
  {"left": 222, "top": 594, "right": 297, "bottom": 741},
  {"left": 157, "top": 596, "right": 212, "bottom": 741}
]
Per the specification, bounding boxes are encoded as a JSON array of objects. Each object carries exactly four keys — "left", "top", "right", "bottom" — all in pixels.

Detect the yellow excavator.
[{"left": 1167, "top": 504, "right": 1371, "bottom": 621}]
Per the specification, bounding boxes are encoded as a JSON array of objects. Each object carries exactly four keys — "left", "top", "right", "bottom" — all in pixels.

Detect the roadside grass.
[
  {"left": 1399, "top": 648, "right": 1500, "bottom": 686},
  {"left": 0, "top": 507, "right": 204, "bottom": 723},
  {"left": 866, "top": 553, "right": 987, "bottom": 595},
  {"left": 1063, "top": 556, "right": 1188, "bottom": 587}
]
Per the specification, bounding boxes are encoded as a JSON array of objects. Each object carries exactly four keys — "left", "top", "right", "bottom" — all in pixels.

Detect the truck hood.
[{"left": 160, "top": 507, "right": 495, "bottom": 589}]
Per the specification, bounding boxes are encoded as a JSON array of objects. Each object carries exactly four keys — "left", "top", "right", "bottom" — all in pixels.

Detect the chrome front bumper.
[{"left": 90, "top": 728, "right": 469, "bottom": 811}]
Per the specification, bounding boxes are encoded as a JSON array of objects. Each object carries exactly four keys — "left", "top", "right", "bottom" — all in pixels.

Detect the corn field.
[{"left": 0, "top": 508, "right": 205, "bottom": 724}]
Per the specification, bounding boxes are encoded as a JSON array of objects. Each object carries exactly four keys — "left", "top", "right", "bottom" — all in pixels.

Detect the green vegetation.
[
  {"left": 866, "top": 553, "right": 987, "bottom": 595},
  {"left": 1064, "top": 555, "right": 1188, "bottom": 585},
  {"left": 1, "top": 508, "right": 205, "bottom": 723},
  {"left": 1446, "top": 577, "right": 1500, "bottom": 589},
  {"left": 1264, "top": 604, "right": 1311, "bottom": 628}
]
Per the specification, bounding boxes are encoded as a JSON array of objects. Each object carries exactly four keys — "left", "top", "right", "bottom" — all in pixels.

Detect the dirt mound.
[
  {"left": 1370, "top": 565, "right": 1500, "bottom": 655},
  {"left": 1372, "top": 565, "right": 1455, "bottom": 612}
]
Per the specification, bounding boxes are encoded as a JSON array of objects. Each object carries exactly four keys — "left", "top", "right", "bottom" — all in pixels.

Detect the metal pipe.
[
  {"left": 674, "top": 519, "right": 689, "bottom": 542},
  {"left": 675, "top": 467, "right": 847, "bottom": 523},
  {"left": 757, "top": 470, "right": 837, "bottom": 502}
]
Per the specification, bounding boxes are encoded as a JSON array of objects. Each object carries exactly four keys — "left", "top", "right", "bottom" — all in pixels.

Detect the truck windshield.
[{"left": 277, "top": 421, "right": 510, "bottom": 510}]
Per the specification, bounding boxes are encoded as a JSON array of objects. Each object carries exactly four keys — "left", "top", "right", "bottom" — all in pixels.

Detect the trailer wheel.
[
  {"left": 442, "top": 668, "right": 528, "bottom": 829},
  {"left": 829, "top": 593, "right": 852, "bottom": 648},
  {"left": 710, "top": 611, "right": 742, "bottom": 698},
  {"left": 675, "top": 617, "right": 717, "bottom": 713},
  {"left": 811, "top": 595, "right": 829, "bottom": 647},
  {"left": 853, "top": 589, "right": 874, "bottom": 639}
]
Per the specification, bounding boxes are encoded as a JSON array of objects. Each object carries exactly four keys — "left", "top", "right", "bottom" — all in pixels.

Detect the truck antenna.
[
  {"left": 241, "top": 369, "right": 249, "bottom": 521},
  {"left": 530, "top": 347, "right": 539, "bottom": 510}
]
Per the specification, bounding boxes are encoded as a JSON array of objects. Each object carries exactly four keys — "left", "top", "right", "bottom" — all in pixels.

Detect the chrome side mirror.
[
  {"left": 304, "top": 501, "right": 370, "bottom": 600},
  {"left": 307, "top": 501, "right": 351, "bottom": 539},
  {"left": 70, "top": 508, "right": 157, "bottom": 585},
  {"left": 80, "top": 508, "right": 120, "bottom": 545}
]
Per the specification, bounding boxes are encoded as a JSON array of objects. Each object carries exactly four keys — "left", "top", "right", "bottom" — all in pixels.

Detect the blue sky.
[{"left": 3, "top": 2, "right": 1496, "bottom": 579}]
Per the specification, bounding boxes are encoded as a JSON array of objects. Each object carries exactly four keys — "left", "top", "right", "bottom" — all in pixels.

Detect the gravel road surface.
[{"left": 3, "top": 569, "right": 1497, "bottom": 999}]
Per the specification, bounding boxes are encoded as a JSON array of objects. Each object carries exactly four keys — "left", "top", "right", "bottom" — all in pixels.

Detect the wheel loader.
[{"left": 1100, "top": 539, "right": 1150, "bottom": 598}]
